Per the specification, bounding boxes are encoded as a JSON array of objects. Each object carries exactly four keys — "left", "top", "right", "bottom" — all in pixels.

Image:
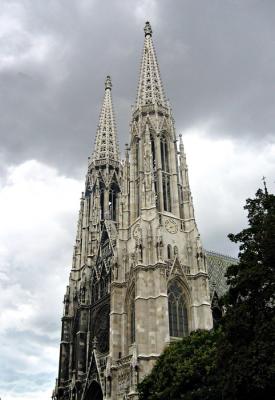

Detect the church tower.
[{"left": 53, "top": 22, "right": 212, "bottom": 400}]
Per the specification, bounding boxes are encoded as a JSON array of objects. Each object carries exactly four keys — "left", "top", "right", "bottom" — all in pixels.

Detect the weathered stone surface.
[{"left": 53, "top": 21, "right": 218, "bottom": 400}]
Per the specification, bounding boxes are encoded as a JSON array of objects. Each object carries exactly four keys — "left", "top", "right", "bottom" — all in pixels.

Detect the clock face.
[{"left": 165, "top": 218, "right": 178, "bottom": 234}]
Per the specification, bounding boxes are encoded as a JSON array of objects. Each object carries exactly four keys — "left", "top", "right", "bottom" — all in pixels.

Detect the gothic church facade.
[{"left": 53, "top": 22, "right": 213, "bottom": 400}]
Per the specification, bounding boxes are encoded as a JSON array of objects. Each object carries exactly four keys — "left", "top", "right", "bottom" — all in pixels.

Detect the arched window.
[
  {"left": 108, "top": 182, "right": 119, "bottom": 221},
  {"left": 100, "top": 188, "right": 104, "bottom": 220},
  {"left": 161, "top": 134, "right": 171, "bottom": 212},
  {"left": 168, "top": 280, "right": 188, "bottom": 337},
  {"left": 150, "top": 133, "right": 159, "bottom": 210},
  {"left": 174, "top": 246, "right": 178, "bottom": 256},
  {"left": 138, "top": 244, "right": 143, "bottom": 262},
  {"left": 92, "top": 279, "right": 99, "bottom": 304},
  {"left": 167, "top": 244, "right": 172, "bottom": 259},
  {"left": 150, "top": 134, "right": 156, "bottom": 169},
  {"left": 130, "top": 290, "right": 135, "bottom": 344},
  {"left": 109, "top": 190, "right": 117, "bottom": 220},
  {"left": 135, "top": 140, "right": 140, "bottom": 217},
  {"left": 160, "top": 134, "right": 169, "bottom": 172},
  {"left": 100, "top": 277, "right": 106, "bottom": 298},
  {"left": 211, "top": 292, "right": 222, "bottom": 327},
  {"left": 135, "top": 140, "right": 139, "bottom": 177}
]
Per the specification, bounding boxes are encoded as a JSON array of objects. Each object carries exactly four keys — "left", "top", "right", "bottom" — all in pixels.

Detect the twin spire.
[
  {"left": 92, "top": 75, "right": 119, "bottom": 163},
  {"left": 92, "top": 22, "right": 166, "bottom": 162},
  {"left": 136, "top": 21, "right": 167, "bottom": 108}
]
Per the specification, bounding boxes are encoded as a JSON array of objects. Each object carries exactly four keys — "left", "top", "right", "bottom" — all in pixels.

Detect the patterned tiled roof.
[{"left": 205, "top": 250, "right": 238, "bottom": 299}]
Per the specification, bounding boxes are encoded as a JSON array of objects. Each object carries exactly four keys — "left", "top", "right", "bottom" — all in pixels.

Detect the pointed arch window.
[
  {"left": 150, "top": 134, "right": 156, "bottom": 169},
  {"left": 109, "top": 182, "right": 119, "bottom": 221},
  {"left": 135, "top": 140, "right": 139, "bottom": 177},
  {"left": 92, "top": 274, "right": 99, "bottom": 304},
  {"left": 161, "top": 134, "right": 171, "bottom": 212},
  {"left": 160, "top": 134, "right": 169, "bottom": 173},
  {"left": 162, "top": 173, "right": 171, "bottom": 212},
  {"left": 109, "top": 189, "right": 117, "bottom": 220},
  {"left": 211, "top": 292, "right": 222, "bottom": 327},
  {"left": 135, "top": 139, "right": 140, "bottom": 217},
  {"left": 150, "top": 133, "right": 159, "bottom": 210},
  {"left": 168, "top": 280, "right": 188, "bottom": 337},
  {"left": 167, "top": 244, "right": 172, "bottom": 259},
  {"left": 130, "top": 289, "right": 135, "bottom": 344},
  {"left": 100, "top": 187, "right": 105, "bottom": 220},
  {"left": 100, "top": 266, "right": 107, "bottom": 298}
]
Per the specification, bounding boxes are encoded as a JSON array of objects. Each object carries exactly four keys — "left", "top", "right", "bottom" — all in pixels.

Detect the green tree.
[
  {"left": 137, "top": 329, "right": 220, "bottom": 400},
  {"left": 216, "top": 187, "right": 275, "bottom": 399},
  {"left": 137, "top": 187, "right": 275, "bottom": 400}
]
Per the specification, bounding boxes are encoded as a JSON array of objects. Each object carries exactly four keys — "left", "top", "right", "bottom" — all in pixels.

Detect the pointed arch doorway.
[{"left": 86, "top": 380, "right": 103, "bottom": 400}]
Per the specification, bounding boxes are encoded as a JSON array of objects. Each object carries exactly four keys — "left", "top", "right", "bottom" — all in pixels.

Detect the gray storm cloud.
[
  {"left": 0, "top": 0, "right": 274, "bottom": 175},
  {"left": 0, "top": 1, "right": 274, "bottom": 399}
]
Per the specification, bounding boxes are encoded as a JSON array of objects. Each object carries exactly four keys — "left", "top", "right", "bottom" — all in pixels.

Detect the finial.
[
  {"left": 105, "top": 75, "right": 112, "bottom": 90},
  {"left": 144, "top": 21, "right": 152, "bottom": 37}
]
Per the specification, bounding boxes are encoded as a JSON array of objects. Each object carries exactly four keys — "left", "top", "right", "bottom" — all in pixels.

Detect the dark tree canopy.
[
  {"left": 137, "top": 329, "right": 220, "bottom": 400},
  {"left": 217, "top": 187, "right": 275, "bottom": 399},
  {"left": 138, "top": 187, "right": 275, "bottom": 400}
]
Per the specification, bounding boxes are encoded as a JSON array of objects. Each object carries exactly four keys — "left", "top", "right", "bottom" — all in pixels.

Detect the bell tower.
[
  {"left": 54, "top": 22, "right": 212, "bottom": 400},
  {"left": 121, "top": 21, "right": 213, "bottom": 385}
]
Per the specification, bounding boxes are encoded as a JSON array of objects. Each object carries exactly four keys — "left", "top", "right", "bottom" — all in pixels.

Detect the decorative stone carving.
[{"left": 133, "top": 224, "right": 141, "bottom": 240}]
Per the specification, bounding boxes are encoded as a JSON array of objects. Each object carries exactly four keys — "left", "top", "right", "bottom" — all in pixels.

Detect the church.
[{"left": 53, "top": 22, "right": 236, "bottom": 400}]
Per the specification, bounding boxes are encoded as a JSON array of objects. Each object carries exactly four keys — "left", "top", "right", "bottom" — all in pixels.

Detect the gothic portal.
[{"left": 53, "top": 22, "right": 213, "bottom": 400}]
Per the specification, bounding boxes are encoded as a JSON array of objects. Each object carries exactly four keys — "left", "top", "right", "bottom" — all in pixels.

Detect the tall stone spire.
[
  {"left": 135, "top": 21, "right": 167, "bottom": 108},
  {"left": 92, "top": 75, "right": 119, "bottom": 163}
]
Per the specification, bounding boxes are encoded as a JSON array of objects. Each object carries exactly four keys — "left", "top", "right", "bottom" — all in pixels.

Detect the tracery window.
[
  {"left": 160, "top": 134, "right": 169, "bottom": 173},
  {"left": 161, "top": 134, "right": 171, "bottom": 212},
  {"left": 100, "top": 187, "right": 104, "bottom": 220},
  {"left": 109, "top": 189, "right": 117, "bottom": 220},
  {"left": 130, "top": 289, "right": 135, "bottom": 344},
  {"left": 135, "top": 140, "right": 140, "bottom": 217},
  {"left": 150, "top": 134, "right": 156, "bottom": 169},
  {"left": 167, "top": 244, "right": 172, "bottom": 259},
  {"left": 150, "top": 133, "right": 159, "bottom": 210},
  {"left": 168, "top": 280, "right": 188, "bottom": 337},
  {"left": 135, "top": 140, "right": 139, "bottom": 176},
  {"left": 92, "top": 277, "right": 99, "bottom": 304},
  {"left": 108, "top": 182, "right": 119, "bottom": 221}
]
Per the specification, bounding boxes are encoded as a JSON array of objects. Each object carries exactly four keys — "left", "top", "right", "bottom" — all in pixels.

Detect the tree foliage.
[
  {"left": 137, "top": 187, "right": 275, "bottom": 400},
  {"left": 137, "top": 329, "right": 220, "bottom": 400},
  {"left": 216, "top": 188, "right": 275, "bottom": 399}
]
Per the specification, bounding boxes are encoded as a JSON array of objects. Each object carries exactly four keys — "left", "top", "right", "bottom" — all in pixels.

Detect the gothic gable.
[{"left": 82, "top": 351, "right": 102, "bottom": 399}]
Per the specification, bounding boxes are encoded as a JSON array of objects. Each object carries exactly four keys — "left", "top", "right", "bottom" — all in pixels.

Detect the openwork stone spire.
[
  {"left": 135, "top": 21, "right": 167, "bottom": 108},
  {"left": 92, "top": 76, "right": 119, "bottom": 163}
]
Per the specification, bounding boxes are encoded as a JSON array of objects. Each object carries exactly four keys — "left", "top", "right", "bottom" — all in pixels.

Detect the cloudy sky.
[{"left": 0, "top": 0, "right": 274, "bottom": 398}]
